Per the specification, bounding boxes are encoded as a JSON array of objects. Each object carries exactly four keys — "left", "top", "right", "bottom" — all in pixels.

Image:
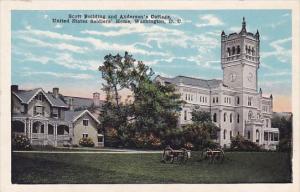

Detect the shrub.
[
  {"left": 79, "top": 137, "right": 95, "bottom": 147},
  {"left": 230, "top": 135, "right": 261, "bottom": 152},
  {"left": 133, "top": 133, "right": 162, "bottom": 149},
  {"left": 12, "top": 135, "right": 32, "bottom": 150},
  {"left": 72, "top": 144, "right": 79, "bottom": 147}
]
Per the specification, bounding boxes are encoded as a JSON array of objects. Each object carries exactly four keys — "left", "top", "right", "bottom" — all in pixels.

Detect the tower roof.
[{"left": 240, "top": 17, "right": 247, "bottom": 34}]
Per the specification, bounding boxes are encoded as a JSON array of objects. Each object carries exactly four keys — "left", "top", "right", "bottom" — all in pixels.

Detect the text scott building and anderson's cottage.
[{"left": 155, "top": 18, "right": 279, "bottom": 150}]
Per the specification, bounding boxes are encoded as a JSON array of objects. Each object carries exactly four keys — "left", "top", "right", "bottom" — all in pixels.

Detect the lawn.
[{"left": 12, "top": 151, "right": 292, "bottom": 184}]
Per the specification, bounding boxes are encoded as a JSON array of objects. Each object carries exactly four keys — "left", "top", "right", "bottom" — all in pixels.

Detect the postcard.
[{"left": 0, "top": 0, "right": 299, "bottom": 192}]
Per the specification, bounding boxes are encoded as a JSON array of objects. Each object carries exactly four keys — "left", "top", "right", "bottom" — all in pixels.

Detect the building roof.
[
  {"left": 64, "top": 109, "right": 100, "bottom": 124},
  {"left": 63, "top": 96, "right": 104, "bottom": 110},
  {"left": 156, "top": 75, "right": 222, "bottom": 89},
  {"left": 13, "top": 88, "right": 69, "bottom": 108}
]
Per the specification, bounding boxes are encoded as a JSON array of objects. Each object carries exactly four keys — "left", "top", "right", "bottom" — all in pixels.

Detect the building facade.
[
  {"left": 155, "top": 18, "right": 279, "bottom": 150},
  {"left": 11, "top": 85, "right": 104, "bottom": 147}
]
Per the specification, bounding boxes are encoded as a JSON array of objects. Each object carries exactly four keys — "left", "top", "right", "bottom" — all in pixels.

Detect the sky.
[{"left": 11, "top": 10, "right": 292, "bottom": 112}]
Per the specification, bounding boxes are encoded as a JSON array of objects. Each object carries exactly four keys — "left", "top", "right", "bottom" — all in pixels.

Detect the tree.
[
  {"left": 271, "top": 114, "right": 292, "bottom": 152},
  {"left": 99, "top": 52, "right": 184, "bottom": 148}
]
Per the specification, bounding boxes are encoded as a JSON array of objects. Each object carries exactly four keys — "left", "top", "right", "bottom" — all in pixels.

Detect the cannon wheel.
[
  {"left": 179, "top": 148, "right": 189, "bottom": 164},
  {"left": 215, "top": 149, "right": 225, "bottom": 163},
  {"left": 200, "top": 148, "right": 210, "bottom": 162},
  {"left": 162, "top": 148, "right": 174, "bottom": 164}
]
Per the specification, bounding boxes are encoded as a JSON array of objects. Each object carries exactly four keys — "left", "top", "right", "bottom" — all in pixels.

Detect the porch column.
[
  {"left": 69, "top": 123, "right": 73, "bottom": 145},
  {"left": 54, "top": 124, "right": 57, "bottom": 147},
  {"left": 29, "top": 120, "right": 32, "bottom": 143},
  {"left": 24, "top": 119, "right": 27, "bottom": 137},
  {"left": 44, "top": 122, "right": 47, "bottom": 146}
]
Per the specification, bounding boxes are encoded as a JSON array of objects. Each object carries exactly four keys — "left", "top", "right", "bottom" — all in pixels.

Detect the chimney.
[
  {"left": 11, "top": 85, "right": 18, "bottom": 92},
  {"left": 93, "top": 92, "right": 100, "bottom": 107},
  {"left": 68, "top": 98, "right": 74, "bottom": 111},
  {"left": 53, "top": 87, "right": 59, "bottom": 98}
]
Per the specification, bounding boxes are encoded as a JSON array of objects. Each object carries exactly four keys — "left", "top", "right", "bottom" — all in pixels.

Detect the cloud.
[
  {"left": 261, "top": 37, "right": 291, "bottom": 63},
  {"left": 22, "top": 71, "right": 94, "bottom": 80},
  {"left": 16, "top": 35, "right": 88, "bottom": 53},
  {"left": 54, "top": 23, "right": 63, "bottom": 29},
  {"left": 195, "top": 14, "right": 223, "bottom": 28},
  {"left": 16, "top": 28, "right": 168, "bottom": 57}
]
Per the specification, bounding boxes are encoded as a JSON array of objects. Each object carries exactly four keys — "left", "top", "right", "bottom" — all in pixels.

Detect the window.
[
  {"left": 237, "top": 96, "right": 240, "bottom": 105},
  {"left": 274, "top": 133, "right": 279, "bottom": 141},
  {"left": 33, "top": 126, "right": 38, "bottom": 133},
  {"left": 248, "top": 97, "right": 252, "bottom": 106},
  {"left": 52, "top": 108, "right": 59, "bottom": 118},
  {"left": 205, "top": 97, "right": 207, "bottom": 103},
  {"left": 232, "top": 47, "right": 235, "bottom": 55},
  {"left": 230, "top": 113, "right": 232, "bottom": 123},
  {"left": 247, "top": 131, "right": 251, "bottom": 139},
  {"left": 230, "top": 131, "right": 232, "bottom": 139},
  {"left": 213, "top": 113, "right": 217, "bottom": 122},
  {"left": 266, "top": 119, "right": 269, "bottom": 127},
  {"left": 227, "top": 48, "right": 231, "bottom": 56},
  {"left": 40, "top": 125, "right": 44, "bottom": 133},
  {"left": 48, "top": 125, "right": 54, "bottom": 135},
  {"left": 237, "top": 131, "right": 240, "bottom": 135},
  {"left": 237, "top": 113, "right": 240, "bottom": 123},
  {"left": 34, "top": 106, "right": 44, "bottom": 115},
  {"left": 213, "top": 97, "right": 215, "bottom": 103},
  {"left": 224, "top": 113, "right": 227, "bottom": 122},
  {"left": 185, "top": 94, "right": 187, "bottom": 100},
  {"left": 82, "top": 133, "right": 88, "bottom": 138},
  {"left": 184, "top": 110, "right": 187, "bottom": 121},
  {"left": 256, "top": 130, "right": 259, "bottom": 142},
  {"left": 237, "top": 46, "right": 241, "bottom": 54},
  {"left": 98, "top": 135, "right": 104, "bottom": 143},
  {"left": 83, "top": 119, "right": 89, "bottom": 126},
  {"left": 223, "top": 130, "right": 226, "bottom": 140},
  {"left": 191, "top": 95, "right": 193, "bottom": 101},
  {"left": 224, "top": 98, "right": 226, "bottom": 103},
  {"left": 216, "top": 97, "right": 218, "bottom": 103},
  {"left": 36, "top": 93, "right": 43, "bottom": 101},
  {"left": 248, "top": 111, "right": 253, "bottom": 120},
  {"left": 264, "top": 132, "right": 268, "bottom": 141}
]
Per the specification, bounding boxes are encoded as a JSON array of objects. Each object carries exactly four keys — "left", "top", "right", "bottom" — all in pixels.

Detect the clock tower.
[{"left": 221, "top": 17, "right": 260, "bottom": 91}]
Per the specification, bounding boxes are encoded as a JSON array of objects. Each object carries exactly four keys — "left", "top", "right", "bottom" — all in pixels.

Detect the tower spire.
[{"left": 240, "top": 17, "right": 247, "bottom": 34}]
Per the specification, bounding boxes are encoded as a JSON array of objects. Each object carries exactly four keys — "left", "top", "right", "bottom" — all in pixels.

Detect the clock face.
[
  {"left": 230, "top": 73, "right": 237, "bottom": 82},
  {"left": 247, "top": 72, "right": 253, "bottom": 81}
]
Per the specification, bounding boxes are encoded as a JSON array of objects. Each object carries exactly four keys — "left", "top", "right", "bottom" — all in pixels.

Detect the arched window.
[
  {"left": 230, "top": 113, "right": 233, "bottom": 123},
  {"left": 213, "top": 113, "right": 217, "bottom": 122},
  {"left": 224, "top": 129, "right": 227, "bottom": 140},
  {"left": 224, "top": 113, "right": 227, "bottom": 122},
  {"left": 227, "top": 48, "right": 231, "bottom": 56},
  {"left": 237, "top": 96, "right": 240, "bottom": 105},
  {"left": 252, "top": 47, "right": 255, "bottom": 56},
  {"left": 237, "top": 46, "right": 241, "bottom": 54},
  {"left": 232, "top": 47, "right": 236, "bottom": 55},
  {"left": 237, "top": 113, "right": 240, "bottom": 123}
]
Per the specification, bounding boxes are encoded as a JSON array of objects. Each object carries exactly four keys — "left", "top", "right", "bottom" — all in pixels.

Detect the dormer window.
[
  {"left": 83, "top": 119, "right": 89, "bottom": 126},
  {"left": 36, "top": 93, "right": 43, "bottom": 101}
]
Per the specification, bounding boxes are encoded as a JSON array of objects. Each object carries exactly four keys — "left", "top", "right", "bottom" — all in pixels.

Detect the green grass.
[{"left": 12, "top": 151, "right": 292, "bottom": 184}]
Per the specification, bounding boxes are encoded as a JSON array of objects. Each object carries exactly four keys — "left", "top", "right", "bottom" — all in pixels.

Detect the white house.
[{"left": 155, "top": 18, "right": 279, "bottom": 150}]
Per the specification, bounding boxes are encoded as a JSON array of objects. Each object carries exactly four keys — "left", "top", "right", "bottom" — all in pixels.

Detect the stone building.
[{"left": 155, "top": 18, "right": 279, "bottom": 150}]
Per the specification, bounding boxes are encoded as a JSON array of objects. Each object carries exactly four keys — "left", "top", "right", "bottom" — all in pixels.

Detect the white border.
[{"left": 0, "top": 1, "right": 299, "bottom": 192}]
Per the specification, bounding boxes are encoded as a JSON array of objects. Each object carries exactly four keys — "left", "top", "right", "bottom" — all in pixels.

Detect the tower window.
[
  {"left": 232, "top": 47, "right": 235, "bottom": 55},
  {"left": 227, "top": 48, "right": 231, "bottom": 56},
  {"left": 224, "top": 113, "right": 227, "bottom": 122},
  {"left": 248, "top": 97, "right": 252, "bottom": 106},
  {"left": 184, "top": 110, "right": 187, "bottom": 121},
  {"left": 237, "top": 46, "right": 241, "bottom": 54},
  {"left": 213, "top": 97, "right": 215, "bottom": 103},
  {"left": 230, "top": 113, "right": 233, "bottom": 123},
  {"left": 237, "top": 113, "right": 240, "bottom": 123},
  {"left": 216, "top": 97, "right": 218, "bottom": 103}
]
